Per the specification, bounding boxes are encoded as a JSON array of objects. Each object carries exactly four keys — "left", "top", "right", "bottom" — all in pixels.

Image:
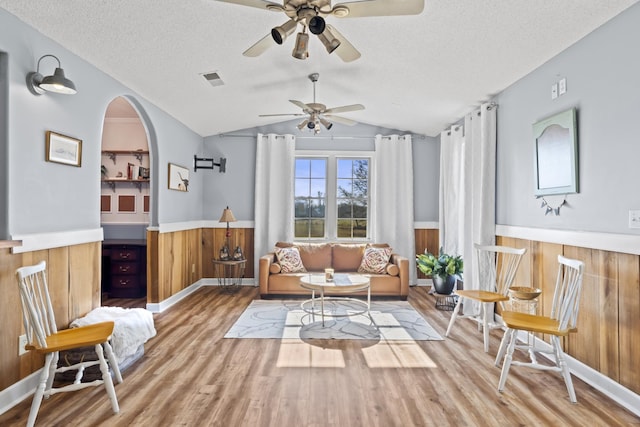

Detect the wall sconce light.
[
  {"left": 27, "top": 54, "right": 77, "bottom": 95},
  {"left": 194, "top": 155, "right": 226, "bottom": 172}
]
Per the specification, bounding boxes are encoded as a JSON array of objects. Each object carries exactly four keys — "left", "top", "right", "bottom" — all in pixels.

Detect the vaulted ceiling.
[{"left": 1, "top": 1, "right": 637, "bottom": 137}]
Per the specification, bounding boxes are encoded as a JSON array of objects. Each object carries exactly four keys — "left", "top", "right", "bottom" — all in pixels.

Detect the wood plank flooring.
[{"left": 1, "top": 286, "right": 638, "bottom": 426}]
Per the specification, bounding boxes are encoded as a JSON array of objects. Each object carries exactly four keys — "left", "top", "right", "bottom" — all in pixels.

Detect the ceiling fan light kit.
[
  {"left": 271, "top": 18, "right": 298, "bottom": 44},
  {"left": 219, "top": 0, "right": 425, "bottom": 62},
  {"left": 292, "top": 32, "right": 310, "bottom": 60},
  {"left": 259, "top": 72, "right": 364, "bottom": 134}
]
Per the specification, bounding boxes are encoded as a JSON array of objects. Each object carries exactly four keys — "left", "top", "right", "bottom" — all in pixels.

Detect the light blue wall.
[
  {"left": 202, "top": 120, "right": 440, "bottom": 223},
  {"left": 495, "top": 3, "right": 640, "bottom": 234},
  {"left": 0, "top": 9, "right": 204, "bottom": 236}
]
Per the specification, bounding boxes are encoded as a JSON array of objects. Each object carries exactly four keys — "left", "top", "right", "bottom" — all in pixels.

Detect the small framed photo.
[
  {"left": 45, "top": 131, "right": 82, "bottom": 167},
  {"left": 168, "top": 163, "right": 189, "bottom": 192}
]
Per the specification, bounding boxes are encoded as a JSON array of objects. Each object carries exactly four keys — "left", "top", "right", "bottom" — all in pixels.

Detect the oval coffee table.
[{"left": 299, "top": 274, "right": 371, "bottom": 326}]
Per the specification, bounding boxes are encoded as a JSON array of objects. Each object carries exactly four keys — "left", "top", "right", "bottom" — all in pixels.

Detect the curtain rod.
[{"left": 217, "top": 134, "right": 426, "bottom": 140}]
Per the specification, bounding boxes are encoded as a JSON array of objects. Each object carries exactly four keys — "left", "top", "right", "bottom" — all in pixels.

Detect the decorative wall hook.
[{"left": 194, "top": 155, "right": 226, "bottom": 172}]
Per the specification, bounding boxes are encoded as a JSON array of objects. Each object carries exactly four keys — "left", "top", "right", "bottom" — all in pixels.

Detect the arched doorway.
[{"left": 100, "top": 96, "right": 150, "bottom": 305}]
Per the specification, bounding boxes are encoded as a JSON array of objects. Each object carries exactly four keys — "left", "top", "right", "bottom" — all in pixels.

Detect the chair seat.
[
  {"left": 455, "top": 289, "right": 510, "bottom": 303},
  {"left": 501, "top": 311, "right": 576, "bottom": 336},
  {"left": 26, "top": 321, "right": 115, "bottom": 354}
]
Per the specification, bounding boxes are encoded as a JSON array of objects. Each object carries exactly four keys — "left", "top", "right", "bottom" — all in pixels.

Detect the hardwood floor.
[{"left": 2, "top": 286, "right": 638, "bottom": 426}]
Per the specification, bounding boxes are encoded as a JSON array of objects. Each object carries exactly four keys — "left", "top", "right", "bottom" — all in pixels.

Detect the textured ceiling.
[{"left": 1, "top": 0, "right": 637, "bottom": 137}]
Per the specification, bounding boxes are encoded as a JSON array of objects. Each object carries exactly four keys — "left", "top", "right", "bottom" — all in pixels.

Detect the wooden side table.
[{"left": 212, "top": 259, "right": 246, "bottom": 293}]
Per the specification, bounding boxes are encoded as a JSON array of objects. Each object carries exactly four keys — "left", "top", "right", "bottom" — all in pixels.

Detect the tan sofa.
[{"left": 259, "top": 242, "right": 409, "bottom": 299}]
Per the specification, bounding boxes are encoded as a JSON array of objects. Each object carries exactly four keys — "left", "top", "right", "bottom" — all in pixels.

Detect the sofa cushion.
[
  {"left": 295, "top": 243, "right": 332, "bottom": 271},
  {"left": 358, "top": 246, "right": 392, "bottom": 274},
  {"left": 332, "top": 244, "right": 366, "bottom": 271},
  {"left": 274, "top": 247, "right": 306, "bottom": 273}
]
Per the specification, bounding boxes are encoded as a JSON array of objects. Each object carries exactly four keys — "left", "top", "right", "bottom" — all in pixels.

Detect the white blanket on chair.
[{"left": 70, "top": 306, "right": 156, "bottom": 364}]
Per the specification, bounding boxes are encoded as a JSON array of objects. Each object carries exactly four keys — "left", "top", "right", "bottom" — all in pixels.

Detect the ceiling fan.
[
  {"left": 215, "top": 0, "right": 425, "bottom": 62},
  {"left": 259, "top": 72, "right": 364, "bottom": 133}
]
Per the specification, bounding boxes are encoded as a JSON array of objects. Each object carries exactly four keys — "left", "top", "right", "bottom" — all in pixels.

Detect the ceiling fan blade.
[
  {"left": 326, "top": 25, "right": 361, "bottom": 62},
  {"left": 259, "top": 113, "right": 306, "bottom": 117},
  {"left": 215, "top": 0, "right": 284, "bottom": 12},
  {"left": 331, "top": 0, "right": 424, "bottom": 18},
  {"left": 324, "top": 104, "right": 365, "bottom": 114},
  {"left": 243, "top": 33, "right": 276, "bottom": 57},
  {"left": 289, "top": 100, "right": 313, "bottom": 112},
  {"left": 324, "top": 114, "right": 358, "bottom": 126}
]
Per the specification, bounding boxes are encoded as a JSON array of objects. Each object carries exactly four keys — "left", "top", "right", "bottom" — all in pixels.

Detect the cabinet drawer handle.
[
  {"left": 119, "top": 266, "right": 130, "bottom": 272},
  {"left": 119, "top": 279, "right": 130, "bottom": 285},
  {"left": 119, "top": 253, "right": 130, "bottom": 259}
]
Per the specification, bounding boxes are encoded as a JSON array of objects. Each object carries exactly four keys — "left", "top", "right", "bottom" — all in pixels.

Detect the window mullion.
[{"left": 326, "top": 155, "right": 337, "bottom": 240}]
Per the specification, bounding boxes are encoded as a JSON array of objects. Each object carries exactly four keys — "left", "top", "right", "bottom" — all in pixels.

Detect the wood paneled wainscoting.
[
  {"left": 146, "top": 227, "right": 254, "bottom": 304},
  {"left": 414, "top": 227, "right": 440, "bottom": 281},
  {"left": 497, "top": 232, "right": 640, "bottom": 397},
  {"left": 0, "top": 242, "right": 101, "bottom": 392}
]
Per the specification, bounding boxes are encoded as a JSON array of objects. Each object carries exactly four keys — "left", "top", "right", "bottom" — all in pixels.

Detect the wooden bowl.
[{"left": 509, "top": 286, "right": 542, "bottom": 300}]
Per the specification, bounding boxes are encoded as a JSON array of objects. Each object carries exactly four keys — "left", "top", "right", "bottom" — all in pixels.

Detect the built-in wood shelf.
[
  {"left": 102, "top": 179, "right": 150, "bottom": 192},
  {"left": 102, "top": 150, "right": 149, "bottom": 165}
]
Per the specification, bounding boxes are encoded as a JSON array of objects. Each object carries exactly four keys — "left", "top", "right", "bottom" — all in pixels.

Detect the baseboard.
[
  {"left": 146, "top": 281, "right": 203, "bottom": 313},
  {"left": 0, "top": 370, "right": 41, "bottom": 415},
  {"left": 507, "top": 328, "right": 640, "bottom": 417},
  {"left": 145, "top": 278, "right": 257, "bottom": 313}
]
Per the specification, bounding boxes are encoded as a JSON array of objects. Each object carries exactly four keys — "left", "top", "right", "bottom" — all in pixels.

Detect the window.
[
  {"left": 295, "top": 158, "right": 327, "bottom": 238},
  {"left": 294, "top": 154, "right": 371, "bottom": 240}
]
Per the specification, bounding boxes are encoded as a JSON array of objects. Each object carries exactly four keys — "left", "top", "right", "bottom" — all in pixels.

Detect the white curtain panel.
[
  {"left": 439, "top": 125, "right": 465, "bottom": 256},
  {"left": 374, "top": 134, "right": 417, "bottom": 285},
  {"left": 253, "top": 133, "right": 296, "bottom": 274},
  {"left": 439, "top": 103, "right": 496, "bottom": 315}
]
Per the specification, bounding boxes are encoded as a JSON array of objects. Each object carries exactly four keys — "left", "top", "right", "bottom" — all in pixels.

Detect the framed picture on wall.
[
  {"left": 533, "top": 108, "right": 578, "bottom": 196},
  {"left": 168, "top": 163, "right": 189, "bottom": 192},
  {"left": 45, "top": 131, "right": 82, "bottom": 167}
]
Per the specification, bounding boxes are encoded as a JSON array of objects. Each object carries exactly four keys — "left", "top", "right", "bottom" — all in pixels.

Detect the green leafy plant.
[{"left": 416, "top": 248, "right": 463, "bottom": 279}]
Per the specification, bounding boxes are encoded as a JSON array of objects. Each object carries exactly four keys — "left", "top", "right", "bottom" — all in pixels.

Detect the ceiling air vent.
[{"left": 201, "top": 71, "right": 224, "bottom": 87}]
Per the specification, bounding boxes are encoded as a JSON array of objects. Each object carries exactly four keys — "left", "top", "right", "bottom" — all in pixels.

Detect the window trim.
[{"left": 294, "top": 150, "right": 375, "bottom": 243}]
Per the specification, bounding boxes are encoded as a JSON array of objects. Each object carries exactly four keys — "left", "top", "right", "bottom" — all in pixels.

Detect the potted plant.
[{"left": 416, "top": 248, "right": 463, "bottom": 295}]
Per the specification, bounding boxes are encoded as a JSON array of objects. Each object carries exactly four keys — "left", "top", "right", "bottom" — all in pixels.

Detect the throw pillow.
[
  {"left": 358, "top": 246, "right": 392, "bottom": 274},
  {"left": 274, "top": 247, "right": 307, "bottom": 273},
  {"left": 386, "top": 263, "right": 399, "bottom": 276},
  {"left": 269, "top": 262, "right": 282, "bottom": 274}
]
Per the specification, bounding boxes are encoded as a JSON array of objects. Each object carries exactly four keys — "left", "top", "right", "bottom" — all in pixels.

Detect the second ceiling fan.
[
  {"left": 259, "top": 72, "right": 364, "bottom": 134},
  {"left": 215, "top": 0, "right": 425, "bottom": 62}
]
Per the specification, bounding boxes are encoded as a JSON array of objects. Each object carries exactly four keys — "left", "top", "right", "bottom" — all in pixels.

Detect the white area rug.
[{"left": 224, "top": 299, "right": 443, "bottom": 341}]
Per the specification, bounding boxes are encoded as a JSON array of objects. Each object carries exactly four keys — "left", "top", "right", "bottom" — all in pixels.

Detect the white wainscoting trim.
[
  {"left": 10, "top": 228, "right": 104, "bottom": 254},
  {"left": 496, "top": 225, "right": 640, "bottom": 256},
  {"left": 414, "top": 221, "right": 439, "bottom": 229},
  {"left": 200, "top": 220, "right": 255, "bottom": 229},
  {"left": 155, "top": 220, "right": 255, "bottom": 234},
  {"left": 156, "top": 221, "right": 207, "bottom": 234}
]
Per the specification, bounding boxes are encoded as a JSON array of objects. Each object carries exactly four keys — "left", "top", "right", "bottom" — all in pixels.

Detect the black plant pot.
[{"left": 432, "top": 275, "right": 457, "bottom": 295}]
